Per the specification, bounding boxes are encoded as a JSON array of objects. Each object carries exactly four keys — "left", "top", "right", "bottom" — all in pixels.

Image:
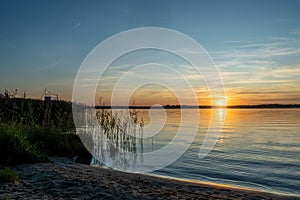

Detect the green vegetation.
[
  {"left": 0, "top": 97, "right": 74, "bottom": 131},
  {"left": 0, "top": 96, "right": 92, "bottom": 170},
  {"left": 0, "top": 123, "right": 92, "bottom": 166},
  {"left": 0, "top": 93, "right": 144, "bottom": 182},
  {"left": 0, "top": 124, "right": 47, "bottom": 165},
  {"left": 0, "top": 166, "right": 18, "bottom": 183},
  {"left": 88, "top": 105, "right": 145, "bottom": 168}
]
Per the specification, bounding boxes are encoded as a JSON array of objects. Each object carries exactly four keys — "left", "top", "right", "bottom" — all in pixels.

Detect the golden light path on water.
[{"left": 91, "top": 108, "right": 300, "bottom": 196}]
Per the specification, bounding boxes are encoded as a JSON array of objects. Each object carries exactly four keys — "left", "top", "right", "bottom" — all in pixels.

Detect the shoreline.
[
  {"left": 1, "top": 157, "right": 299, "bottom": 200},
  {"left": 146, "top": 173, "right": 299, "bottom": 198}
]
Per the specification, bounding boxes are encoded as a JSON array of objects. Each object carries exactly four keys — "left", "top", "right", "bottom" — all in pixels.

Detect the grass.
[
  {"left": 0, "top": 97, "right": 74, "bottom": 131},
  {"left": 0, "top": 96, "right": 92, "bottom": 167},
  {"left": 0, "top": 166, "right": 18, "bottom": 183},
  {"left": 0, "top": 123, "right": 92, "bottom": 166},
  {"left": 0, "top": 124, "right": 47, "bottom": 166},
  {"left": 87, "top": 104, "right": 145, "bottom": 168},
  {"left": 0, "top": 96, "right": 94, "bottom": 184},
  {"left": 0, "top": 95, "right": 144, "bottom": 179}
]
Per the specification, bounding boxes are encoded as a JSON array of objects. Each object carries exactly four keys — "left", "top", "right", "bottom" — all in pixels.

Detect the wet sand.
[{"left": 0, "top": 157, "right": 298, "bottom": 200}]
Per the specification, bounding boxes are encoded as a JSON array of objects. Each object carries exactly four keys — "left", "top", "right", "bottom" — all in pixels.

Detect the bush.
[
  {"left": 0, "top": 167, "right": 18, "bottom": 183},
  {"left": 29, "top": 128, "right": 92, "bottom": 164},
  {"left": 25, "top": 126, "right": 92, "bottom": 164},
  {"left": 0, "top": 123, "right": 92, "bottom": 166},
  {"left": 0, "top": 98, "right": 92, "bottom": 166},
  {"left": 0, "top": 124, "right": 48, "bottom": 166}
]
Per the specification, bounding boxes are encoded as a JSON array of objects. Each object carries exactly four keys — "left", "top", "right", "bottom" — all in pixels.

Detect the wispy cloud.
[
  {"left": 290, "top": 30, "right": 300, "bottom": 36},
  {"left": 72, "top": 22, "right": 81, "bottom": 29},
  {"left": 91, "top": 35, "right": 300, "bottom": 105},
  {"left": 212, "top": 36, "right": 300, "bottom": 62}
]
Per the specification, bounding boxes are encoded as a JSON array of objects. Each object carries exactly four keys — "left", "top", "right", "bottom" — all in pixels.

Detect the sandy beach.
[{"left": 0, "top": 157, "right": 298, "bottom": 200}]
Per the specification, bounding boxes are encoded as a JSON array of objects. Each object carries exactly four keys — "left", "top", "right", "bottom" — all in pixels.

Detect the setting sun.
[{"left": 214, "top": 99, "right": 226, "bottom": 107}]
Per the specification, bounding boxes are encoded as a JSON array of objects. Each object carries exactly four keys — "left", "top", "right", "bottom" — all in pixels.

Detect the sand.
[{"left": 0, "top": 157, "right": 298, "bottom": 200}]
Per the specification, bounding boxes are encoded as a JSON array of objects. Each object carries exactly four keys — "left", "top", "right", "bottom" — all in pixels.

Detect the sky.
[{"left": 1, "top": 0, "right": 300, "bottom": 105}]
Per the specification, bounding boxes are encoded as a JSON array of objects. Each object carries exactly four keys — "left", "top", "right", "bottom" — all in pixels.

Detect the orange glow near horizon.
[
  {"left": 94, "top": 86, "right": 299, "bottom": 107},
  {"left": 95, "top": 88, "right": 240, "bottom": 107}
]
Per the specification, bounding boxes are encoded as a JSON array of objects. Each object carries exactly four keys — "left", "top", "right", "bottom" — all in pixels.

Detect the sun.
[{"left": 214, "top": 99, "right": 226, "bottom": 107}]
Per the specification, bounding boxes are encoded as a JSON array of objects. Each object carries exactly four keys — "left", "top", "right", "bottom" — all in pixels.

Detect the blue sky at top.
[{"left": 0, "top": 0, "right": 300, "bottom": 104}]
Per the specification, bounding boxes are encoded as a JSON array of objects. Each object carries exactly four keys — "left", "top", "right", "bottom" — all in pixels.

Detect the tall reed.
[{"left": 80, "top": 105, "right": 145, "bottom": 171}]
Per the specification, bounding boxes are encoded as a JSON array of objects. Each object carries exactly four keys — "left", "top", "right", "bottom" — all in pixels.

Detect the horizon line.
[
  {"left": 94, "top": 104, "right": 300, "bottom": 109},
  {"left": 2, "top": 97, "right": 300, "bottom": 109}
]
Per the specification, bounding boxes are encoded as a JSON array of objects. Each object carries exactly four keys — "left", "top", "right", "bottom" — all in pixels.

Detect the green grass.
[
  {"left": 0, "top": 166, "right": 18, "bottom": 183},
  {"left": 0, "top": 98, "right": 75, "bottom": 131},
  {"left": 25, "top": 125, "right": 92, "bottom": 164},
  {"left": 0, "top": 123, "right": 92, "bottom": 166},
  {"left": 0, "top": 96, "right": 143, "bottom": 167},
  {"left": 0, "top": 97, "right": 92, "bottom": 166},
  {"left": 0, "top": 124, "right": 47, "bottom": 165}
]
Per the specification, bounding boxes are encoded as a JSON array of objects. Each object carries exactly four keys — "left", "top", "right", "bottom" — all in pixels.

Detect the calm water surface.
[{"left": 134, "top": 109, "right": 300, "bottom": 195}]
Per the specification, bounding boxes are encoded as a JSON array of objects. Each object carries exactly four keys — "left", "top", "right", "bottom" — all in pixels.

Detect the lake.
[{"left": 91, "top": 108, "right": 300, "bottom": 196}]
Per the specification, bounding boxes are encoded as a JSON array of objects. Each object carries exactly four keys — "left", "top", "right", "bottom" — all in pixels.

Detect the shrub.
[
  {"left": 0, "top": 166, "right": 18, "bottom": 183},
  {"left": 0, "top": 124, "right": 48, "bottom": 166},
  {"left": 0, "top": 123, "right": 92, "bottom": 166},
  {"left": 26, "top": 126, "right": 92, "bottom": 164},
  {"left": 0, "top": 98, "right": 92, "bottom": 166}
]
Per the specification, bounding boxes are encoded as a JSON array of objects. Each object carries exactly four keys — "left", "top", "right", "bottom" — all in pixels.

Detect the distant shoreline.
[
  {"left": 2, "top": 98, "right": 299, "bottom": 109},
  {"left": 95, "top": 104, "right": 300, "bottom": 109}
]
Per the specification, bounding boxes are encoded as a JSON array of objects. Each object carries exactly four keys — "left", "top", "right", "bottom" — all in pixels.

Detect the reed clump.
[
  {"left": 0, "top": 94, "right": 146, "bottom": 177},
  {"left": 89, "top": 105, "right": 145, "bottom": 170}
]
